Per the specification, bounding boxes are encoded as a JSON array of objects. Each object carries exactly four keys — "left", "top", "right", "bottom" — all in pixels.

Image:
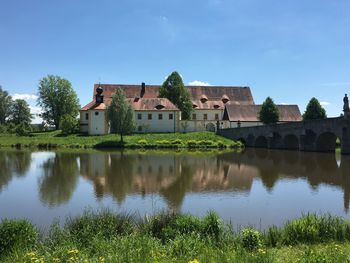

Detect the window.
[
  {"left": 215, "top": 114, "right": 219, "bottom": 120},
  {"left": 148, "top": 114, "right": 152, "bottom": 120},
  {"left": 203, "top": 114, "right": 208, "bottom": 120},
  {"left": 95, "top": 111, "right": 99, "bottom": 116},
  {"left": 192, "top": 114, "right": 196, "bottom": 120},
  {"left": 169, "top": 113, "right": 173, "bottom": 120},
  {"left": 138, "top": 126, "right": 142, "bottom": 132},
  {"left": 137, "top": 113, "right": 142, "bottom": 120},
  {"left": 158, "top": 114, "right": 163, "bottom": 120},
  {"left": 85, "top": 113, "right": 89, "bottom": 120}
]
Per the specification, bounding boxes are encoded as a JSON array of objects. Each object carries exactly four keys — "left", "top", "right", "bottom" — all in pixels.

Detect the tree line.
[{"left": 258, "top": 96, "right": 327, "bottom": 124}]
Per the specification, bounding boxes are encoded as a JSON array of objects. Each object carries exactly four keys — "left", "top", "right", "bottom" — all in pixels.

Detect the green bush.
[
  {"left": 60, "top": 114, "right": 79, "bottom": 135},
  {"left": 65, "top": 210, "right": 133, "bottom": 247},
  {"left": 15, "top": 123, "right": 32, "bottom": 136},
  {"left": 171, "top": 139, "right": 183, "bottom": 145},
  {"left": 265, "top": 226, "right": 282, "bottom": 247},
  {"left": 137, "top": 139, "right": 148, "bottom": 146},
  {"left": 202, "top": 211, "right": 223, "bottom": 240},
  {"left": 0, "top": 125, "right": 7, "bottom": 134},
  {"left": 0, "top": 219, "right": 38, "bottom": 255},
  {"left": 187, "top": 140, "right": 197, "bottom": 148},
  {"left": 241, "top": 227, "right": 262, "bottom": 251}
]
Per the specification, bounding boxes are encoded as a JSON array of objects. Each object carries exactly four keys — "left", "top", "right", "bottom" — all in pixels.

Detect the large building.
[{"left": 80, "top": 83, "right": 302, "bottom": 135}]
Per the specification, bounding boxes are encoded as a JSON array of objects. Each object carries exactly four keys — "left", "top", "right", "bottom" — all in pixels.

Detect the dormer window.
[
  {"left": 192, "top": 103, "right": 198, "bottom": 108},
  {"left": 214, "top": 104, "right": 220, "bottom": 109},
  {"left": 155, "top": 104, "right": 165, "bottom": 110},
  {"left": 222, "top": 95, "right": 230, "bottom": 104},
  {"left": 200, "top": 95, "right": 208, "bottom": 103},
  {"left": 134, "top": 97, "right": 140, "bottom": 102}
]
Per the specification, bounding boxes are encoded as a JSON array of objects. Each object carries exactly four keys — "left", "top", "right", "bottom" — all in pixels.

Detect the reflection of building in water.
[
  {"left": 79, "top": 149, "right": 350, "bottom": 213},
  {"left": 79, "top": 152, "right": 255, "bottom": 211}
]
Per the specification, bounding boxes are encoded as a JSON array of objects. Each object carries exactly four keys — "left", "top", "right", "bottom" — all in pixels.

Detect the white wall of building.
[
  {"left": 134, "top": 111, "right": 178, "bottom": 133},
  {"left": 89, "top": 110, "right": 107, "bottom": 135},
  {"left": 80, "top": 111, "right": 89, "bottom": 133}
]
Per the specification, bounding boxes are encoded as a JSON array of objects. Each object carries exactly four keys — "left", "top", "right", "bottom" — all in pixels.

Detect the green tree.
[
  {"left": 60, "top": 114, "right": 79, "bottom": 135},
  {"left": 258, "top": 97, "right": 279, "bottom": 124},
  {"left": 37, "top": 75, "right": 80, "bottom": 129},
  {"left": 9, "top": 99, "right": 33, "bottom": 125},
  {"left": 0, "top": 86, "right": 13, "bottom": 125},
  {"left": 303, "top": 97, "right": 327, "bottom": 120},
  {"left": 106, "top": 88, "right": 135, "bottom": 143},
  {"left": 160, "top": 71, "right": 193, "bottom": 120}
]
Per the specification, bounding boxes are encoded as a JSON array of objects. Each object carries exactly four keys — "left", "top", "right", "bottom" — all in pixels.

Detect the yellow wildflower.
[
  {"left": 188, "top": 260, "right": 200, "bottom": 263},
  {"left": 27, "top": 252, "right": 36, "bottom": 257},
  {"left": 67, "top": 249, "right": 79, "bottom": 254}
]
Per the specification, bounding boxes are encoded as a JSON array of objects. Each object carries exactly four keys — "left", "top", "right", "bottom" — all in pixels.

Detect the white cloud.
[
  {"left": 29, "top": 106, "right": 43, "bottom": 124},
  {"left": 280, "top": 102, "right": 289, "bottom": 105},
  {"left": 12, "top": 93, "right": 38, "bottom": 101},
  {"left": 188, "top": 80, "right": 211, "bottom": 86},
  {"left": 320, "top": 101, "right": 330, "bottom": 106}
]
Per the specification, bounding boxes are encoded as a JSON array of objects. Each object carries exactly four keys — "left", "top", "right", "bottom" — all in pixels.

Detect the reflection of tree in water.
[
  {"left": 160, "top": 157, "right": 195, "bottom": 212},
  {"left": 0, "top": 150, "right": 31, "bottom": 192},
  {"left": 105, "top": 152, "right": 135, "bottom": 204},
  {"left": 39, "top": 153, "right": 79, "bottom": 207}
]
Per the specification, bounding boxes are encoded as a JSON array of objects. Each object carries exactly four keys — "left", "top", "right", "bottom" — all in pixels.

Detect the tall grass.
[{"left": 1, "top": 211, "right": 350, "bottom": 262}]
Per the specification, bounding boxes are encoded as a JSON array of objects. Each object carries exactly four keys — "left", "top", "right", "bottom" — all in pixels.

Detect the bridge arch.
[
  {"left": 283, "top": 134, "right": 300, "bottom": 150},
  {"left": 270, "top": 132, "right": 282, "bottom": 149},
  {"left": 316, "top": 132, "right": 338, "bottom": 152},
  {"left": 255, "top": 136, "right": 268, "bottom": 148}
]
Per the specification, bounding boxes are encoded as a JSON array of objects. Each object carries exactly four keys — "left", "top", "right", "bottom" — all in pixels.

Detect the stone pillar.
[
  {"left": 300, "top": 131, "right": 317, "bottom": 152},
  {"left": 341, "top": 126, "right": 350, "bottom": 155}
]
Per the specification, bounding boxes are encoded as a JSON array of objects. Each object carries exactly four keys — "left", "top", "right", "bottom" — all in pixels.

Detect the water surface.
[{"left": 0, "top": 148, "right": 349, "bottom": 229}]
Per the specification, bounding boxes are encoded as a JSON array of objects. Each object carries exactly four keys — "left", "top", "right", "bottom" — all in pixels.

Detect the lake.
[{"left": 0, "top": 148, "right": 349, "bottom": 230}]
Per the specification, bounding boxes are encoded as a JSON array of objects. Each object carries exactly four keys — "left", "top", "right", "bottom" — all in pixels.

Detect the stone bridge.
[{"left": 218, "top": 117, "right": 350, "bottom": 155}]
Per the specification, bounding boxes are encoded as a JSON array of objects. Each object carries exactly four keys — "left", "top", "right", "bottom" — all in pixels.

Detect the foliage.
[
  {"left": 37, "top": 75, "right": 80, "bottom": 129},
  {"left": 14, "top": 123, "right": 32, "bottom": 136},
  {"left": 9, "top": 99, "right": 33, "bottom": 125},
  {"left": 106, "top": 88, "right": 135, "bottom": 142},
  {"left": 2, "top": 212, "right": 350, "bottom": 262},
  {"left": 0, "top": 219, "right": 38, "bottom": 256},
  {"left": 0, "top": 86, "right": 12, "bottom": 125},
  {"left": 160, "top": 72, "right": 193, "bottom": 120},
  {"left": 241, "top": 227, "right": 263, "bottom": 251},
  {"left": 258, "top": 97, "right": 279, "bottom": 124},
  {"left": 60, "top": 114, "right": 79, "bottom": 135},
  {"left": 303, "top": 97, "right": 327, "bottom": 120}
]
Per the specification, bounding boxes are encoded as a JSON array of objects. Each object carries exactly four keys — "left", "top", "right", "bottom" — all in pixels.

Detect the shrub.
[
  {"left": 137, "top": 139, "right": 148, "bottom": 146},
  {"left": 187, "top": 140, "right": 197, "bottom": 148},
  {"left": 0, "top": 125, "right": 7, "bottom": 134},
  {"left": 265, "top": 226, "right": 282, "bottom": 247},
  {"left": 65, "top": 210, "right": 133, "bottom": 246},
  {"left": 60, "top": 114, "right": 79, "bottom": 135},
  {"left": 216, "top": 140, "right": 226, "bottom": 149},
  {"left": 202, "top": 211, "right": 223, "bottom": 240},
  {"left": 241, "top": 227, "right": 262, "bottom": 251},
  {"left": 171, "top": 139, "right": 183, "bottom": 145},
  {"left": 0, "top": 219, "right": 38, "bottom": 255},
  {"left": 15, "top": 123, "right": 32, "bottom": 136}
]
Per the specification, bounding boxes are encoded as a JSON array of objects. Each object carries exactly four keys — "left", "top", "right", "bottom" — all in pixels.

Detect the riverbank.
[
  {"left": 1, "top": 211, "right": 350, "bottom": 262},
  {"left": 0, "top": 131, "right": 242, "bottom": 150}
]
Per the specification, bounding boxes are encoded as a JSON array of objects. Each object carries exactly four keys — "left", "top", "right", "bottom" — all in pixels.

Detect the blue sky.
[{"left": 1, "top": 0, "right": 349, "bottom": 122}]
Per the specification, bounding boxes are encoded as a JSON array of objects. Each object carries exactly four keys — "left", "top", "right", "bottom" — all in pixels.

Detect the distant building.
[
  {"left": 222, "top": 104, "right": 302, "bottom": 128},
  {"left": 80, "top": 83, "right": 302, "bottom": 135}
]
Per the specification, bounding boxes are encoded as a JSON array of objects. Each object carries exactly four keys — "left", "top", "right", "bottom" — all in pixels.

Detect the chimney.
[
  {"left": 140, "top": 82, "right": 146, "bottom": 98},
  {"left": 96, "top": 85, "right": 104, "bottom": 103}
]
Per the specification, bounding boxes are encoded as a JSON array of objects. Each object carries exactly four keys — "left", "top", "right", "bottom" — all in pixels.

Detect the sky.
[{"left": 1, "top": 0, "right": 350, "bottom": 123}]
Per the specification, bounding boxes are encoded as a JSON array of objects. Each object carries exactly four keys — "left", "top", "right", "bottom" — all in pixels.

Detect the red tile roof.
[
  {"left": 81, "top": 98, "right": 178, "bottom": 111},
  {"left": 223, "top": 105, "right": 302, "bottom": 122},
  {"left": 91, "top": 83, "right": 255, "bottom": 104}
]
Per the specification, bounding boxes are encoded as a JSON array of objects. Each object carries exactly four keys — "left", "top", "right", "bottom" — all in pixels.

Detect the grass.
[
  {"left": 0, "top": 131, "right": 242, "bottom": 150},
  {"left": 1, "top": 211, "right": 350, "bottom": 262}
]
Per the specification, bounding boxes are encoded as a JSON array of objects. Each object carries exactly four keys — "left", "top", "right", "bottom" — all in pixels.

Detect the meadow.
[
  {"left": 0, "top": 131, "right": 241, "bottom": 150},
  {"left": 1, "top": 211, "right": 350, "bottom": 262}
]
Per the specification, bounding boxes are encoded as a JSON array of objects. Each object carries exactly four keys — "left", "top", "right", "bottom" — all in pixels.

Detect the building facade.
[{"left": 80, "top": 82, "right": 301, "bottom": 135}]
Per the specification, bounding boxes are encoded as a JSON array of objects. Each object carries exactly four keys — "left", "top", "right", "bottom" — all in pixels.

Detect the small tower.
[{"left": 96, "top": 84, "right": 104, "bottom": 104}]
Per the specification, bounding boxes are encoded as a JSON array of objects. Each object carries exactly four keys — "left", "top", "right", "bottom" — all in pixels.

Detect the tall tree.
[
  {"left": 37, "top": 75, "right": 80, "bottom": 129},
  {"left": 0, "top": 86, "right": 13, "bottom": 125},
  {"left": 303, "top": 97, "right": 327, "bottom": 120},
  {"left": 106, "top": 88, "right": 135, "bottom": 143},
  {"left": 9, "top": 99, "right": 33, "bottom": 125},
  {"left": 160, "top": 71, "right": 193, "bottom": 120},
  {"left": 258, "top": 97, "right": 279, "bottom": 124}
]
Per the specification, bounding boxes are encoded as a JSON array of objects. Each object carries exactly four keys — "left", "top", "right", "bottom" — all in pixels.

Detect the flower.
[
  {"left": 188, "top": 260, "right": 200, "bottom": 263},
  {"left": 67, "top": 249, "right": 79, "bottom": 254}
]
